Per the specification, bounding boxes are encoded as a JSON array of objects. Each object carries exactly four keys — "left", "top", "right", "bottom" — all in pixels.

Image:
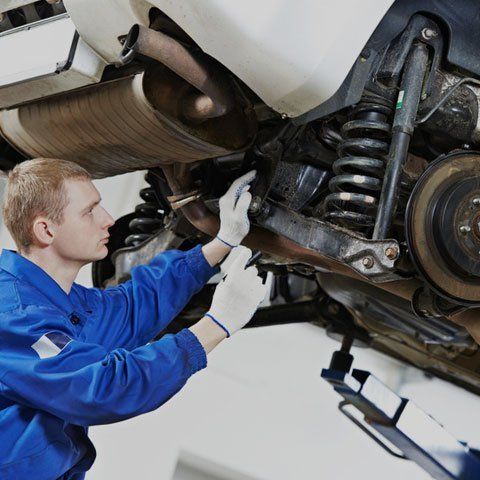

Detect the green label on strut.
[{"left": 396, "top": 90, "right": 405, "bottom": 109}]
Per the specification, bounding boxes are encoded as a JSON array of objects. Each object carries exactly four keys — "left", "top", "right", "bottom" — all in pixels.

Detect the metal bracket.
[{"left": 257, "top": 202, "right": 402, "bottom": 282}]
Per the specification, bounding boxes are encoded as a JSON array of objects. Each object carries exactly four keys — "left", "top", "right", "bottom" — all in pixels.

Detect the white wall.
[{"left": 1, "top": 172, "right": 480, "bottom": 480}]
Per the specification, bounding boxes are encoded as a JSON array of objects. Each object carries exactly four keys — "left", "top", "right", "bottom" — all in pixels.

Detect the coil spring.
[
  {"left": 124, "top": 176, "right": 164, "bottom": 247},
  {"left": 324, "top": 99, "right": 392, "bottom": 231}
]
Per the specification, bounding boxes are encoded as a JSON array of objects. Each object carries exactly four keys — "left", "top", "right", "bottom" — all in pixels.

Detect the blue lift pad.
[{"left": 322, "top": 367, "right": 480, "bottom": 480}]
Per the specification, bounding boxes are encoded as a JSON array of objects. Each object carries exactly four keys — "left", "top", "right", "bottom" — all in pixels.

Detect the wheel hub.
[{"left": 406, "top": 152, "right": 480, "bottom": 304}]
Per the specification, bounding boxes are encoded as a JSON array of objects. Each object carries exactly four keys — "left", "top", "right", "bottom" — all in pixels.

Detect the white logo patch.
[{"left": 31, "top": 332, "right": 72, "bottom": 359}]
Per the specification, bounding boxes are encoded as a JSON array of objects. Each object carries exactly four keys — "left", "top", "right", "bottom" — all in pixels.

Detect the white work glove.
[
  {"left": 217, "top": 170, "right": 256, "bottom": 247},
  {"left": 206, "top": 246, "right": 268, "bottom": 337}
]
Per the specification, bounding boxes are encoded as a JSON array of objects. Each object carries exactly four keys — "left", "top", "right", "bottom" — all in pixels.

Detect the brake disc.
[{"left": 405, "top": 152, "right": 480, "bottom": 304}]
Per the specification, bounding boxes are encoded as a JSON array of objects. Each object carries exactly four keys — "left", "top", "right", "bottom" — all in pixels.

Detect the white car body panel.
[{"left": 62, "top": 0, "right": 395, "bottom": 117}]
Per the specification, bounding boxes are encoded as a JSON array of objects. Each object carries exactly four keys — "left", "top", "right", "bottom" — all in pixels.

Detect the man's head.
[{"left": 2, "top": 158, "right": 114, "bottom": 263}]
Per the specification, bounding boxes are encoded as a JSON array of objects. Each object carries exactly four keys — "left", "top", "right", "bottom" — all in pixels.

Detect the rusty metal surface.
[
  {"left": 406, "top": 153, "right": 480, "bottom": 303},
  {"left": 121, "top": 25, "right": 234, "bottom": 121},
  {"left": 162, "top": 163, "right": 421, "bottom": 300},
  {"left": 0, "top": 71, "right": 246, "bottom": 178}
]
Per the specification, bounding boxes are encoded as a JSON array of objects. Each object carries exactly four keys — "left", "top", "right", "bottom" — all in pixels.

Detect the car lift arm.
[{"left": 321, "top": 337, "right": 480, "bottom": 480}]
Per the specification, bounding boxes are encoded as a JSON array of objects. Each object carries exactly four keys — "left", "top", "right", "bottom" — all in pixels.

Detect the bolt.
[
  {"left": 248, "top": 195, "right": 262, "bottom": 215},
  {"left": 421, "top": 28, "right": 437, "bottom": 40},
  {"left": 281, "top": 113, "right": 288, "bottom": 120},
  {"left": 463, "top": 143, "right": 471, "bottom": 150},
  {"left": 473, "top": 198, "right": 480, "bottom": 207},
  {"left": 460, "top": 225, "right": 472, "bottom": 235},
  {"left": 362, "top": 256, "right": 374, "bottom": 269},
  {"left": 385, "top": 246, "right": 399, "bottom": 260}
]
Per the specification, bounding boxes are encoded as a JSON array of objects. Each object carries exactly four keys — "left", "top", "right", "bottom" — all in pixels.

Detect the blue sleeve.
[
  {"left": 82, "top": 245, "right": 219, "bottom": 351},
  {"left": 0, "top": 318, "right": 207, "bottom": 427}
]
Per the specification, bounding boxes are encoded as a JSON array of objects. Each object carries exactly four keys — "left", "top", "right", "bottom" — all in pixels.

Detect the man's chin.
[
  {"left": 97, "top": 245, "right": 109, "bottom": 261},
  {"left": 86, "top": 245, "right": 109, "bottom": 263}
]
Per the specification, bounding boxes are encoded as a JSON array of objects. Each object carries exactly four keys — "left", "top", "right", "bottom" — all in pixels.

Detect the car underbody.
[{"left": 2, "top": 1, "right": 480, "bottom": 394}]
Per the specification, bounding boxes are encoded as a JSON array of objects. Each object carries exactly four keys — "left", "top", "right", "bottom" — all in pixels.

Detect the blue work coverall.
[{"left": 0, "top": 245, "right": 218, "bottom": 479}]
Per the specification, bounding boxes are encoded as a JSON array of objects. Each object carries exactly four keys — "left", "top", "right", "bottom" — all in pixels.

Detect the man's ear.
[{"left": 31, "top": 217, "right": 55, "bottom": 247}]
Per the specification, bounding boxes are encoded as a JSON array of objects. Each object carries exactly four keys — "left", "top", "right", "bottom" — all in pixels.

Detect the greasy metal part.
[
  {"left": 0, "top": 68, "right": 256, "bottom": 177},
  {"left": 119, "top": 24, "right": 234, "bottom": 122},
  {"left": 259, "top": 202, "right": 401, "bottom": 282},
  {"left": 167, "top": 190, "right": 202, "bottom": 210},
  {"left": 268, "top": 160, "right": 330, "bottom": 211},
  {"left": 406, "top": 153, "right": 480, "bottom": 304},
  {"left": 417, "top": 71, "right": 479, "bottom": 145},
  {"left": 411, "top": 288, "right": 467, "bottom": 322},
  {"left": 109, "top": 227, "right": 183, "bottom": 285},
  {"left": 417, "top": 76, "right": 480, "bottom": 126},
  {"left": 324, "top": 97, "right": 391, "bottom": 231},
  {"left": 373, "top": 42, "right": 429, "bottom": 239},
  {"left": 163, "top": 163, "right": 401, "bottom": 283},
  {"left": 319, "top": 273, "right": 472, "bottom": 347}
]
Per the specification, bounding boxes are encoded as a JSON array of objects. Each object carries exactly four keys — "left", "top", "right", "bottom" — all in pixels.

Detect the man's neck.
[{"left": 21, "top": 249, "right": 82, "bottom": 294}]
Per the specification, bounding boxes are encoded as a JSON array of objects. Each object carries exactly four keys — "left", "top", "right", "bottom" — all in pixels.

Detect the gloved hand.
[
  {"left": 206, "top": 246, "right": 268, "bottom": 337},
  {"left": 216, "top": 170, "right": 256, "bottom": 247}
]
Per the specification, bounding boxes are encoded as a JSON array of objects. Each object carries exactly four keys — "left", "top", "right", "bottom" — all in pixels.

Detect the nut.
[
  {"left": 385, "top": 246, "right": 399, "bottom": 260},
  {"left": 473, "top": 197, "right": 480, "bottom": 207},
  {"left": 362, "top": 256, "right": 374, "bottom": 269},
  {"left": 421, "top": 28, "right": 437, "bottom": 40},
  {"left": 460, "top": 225, "right": 472, "bottom": 235}
]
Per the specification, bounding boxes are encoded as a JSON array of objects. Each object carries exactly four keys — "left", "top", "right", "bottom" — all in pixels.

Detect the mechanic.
[{"left": 0, "top": 158, "right": 268, "bottom": 480}]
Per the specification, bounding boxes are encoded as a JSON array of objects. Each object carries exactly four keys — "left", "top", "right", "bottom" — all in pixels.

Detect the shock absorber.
[
  {"left": 372, "top": 42, "right": 429, "bottom": 239},
  {"left": 324, "top": 96, "right": 392, "bottom": 232},
  {"left": 124, "top": 175, "right": 165, "bottom": 247}
]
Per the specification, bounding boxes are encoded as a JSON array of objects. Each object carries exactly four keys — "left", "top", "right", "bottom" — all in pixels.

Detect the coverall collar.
[{"left": 0, "top": 249, "right": 76, "bottom": 315}]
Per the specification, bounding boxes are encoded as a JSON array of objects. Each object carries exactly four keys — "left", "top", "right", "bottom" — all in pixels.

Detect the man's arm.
[
  {"left": 81, "top": 170, "right": 257, "bottom": 351},
  {"left": 0, "top": 314, "right": 207, "bottom": 426},
  {"left": 82, "top": 244, "right": 219, "bottom": 351},
  {"left": 0, "top": 247, "right": 266, "bottom": 427},
  {"left": 190, "top": 316, "right": 227, "bottom": 353},
  {"left": 201, "top": 237, "right": 232, "bottom": 268}
]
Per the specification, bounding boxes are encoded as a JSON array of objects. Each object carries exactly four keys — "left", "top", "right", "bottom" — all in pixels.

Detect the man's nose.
[{"left": 100, "top": 207, "right": 115, "bottom": 229}]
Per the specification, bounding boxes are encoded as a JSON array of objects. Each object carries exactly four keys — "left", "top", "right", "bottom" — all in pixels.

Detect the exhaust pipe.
[{"left": 119, "top": 24, "right": 234, "bottom": 122}]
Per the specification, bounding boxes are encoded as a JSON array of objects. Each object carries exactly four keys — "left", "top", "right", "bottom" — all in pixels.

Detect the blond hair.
[{"left": 2, "top": 158, "right": 91, "bottom": 251}]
